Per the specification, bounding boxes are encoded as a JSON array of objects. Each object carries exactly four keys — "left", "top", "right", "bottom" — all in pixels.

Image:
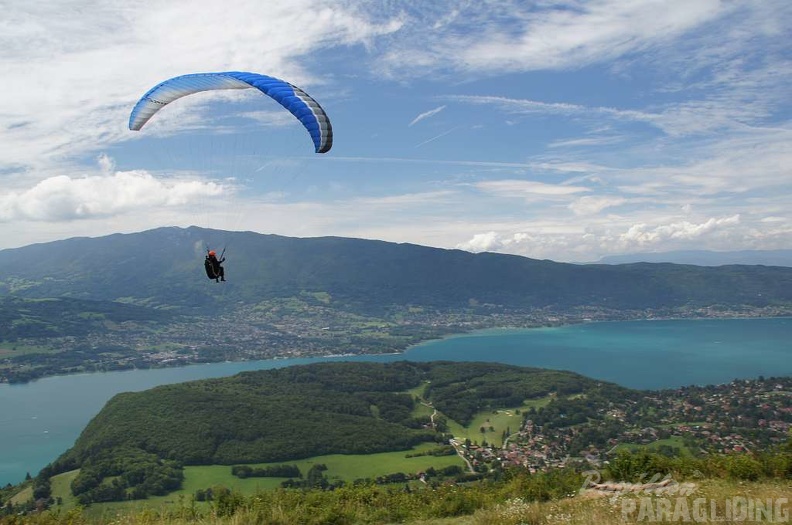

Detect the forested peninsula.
[
  {"left": 16, "top": 360, "right": 787, "bottom": 509},
  {"left": 44, "top": 362, "right": 605, "bottom": 503}
]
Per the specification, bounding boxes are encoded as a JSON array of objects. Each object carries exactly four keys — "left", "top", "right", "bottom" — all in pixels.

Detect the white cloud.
[
  {"left": 377, "top": 0, "right": 734, "bottom": 75},
  {"left": 448, "top": 95, "right": 638, "bottom": 119},
  {"left": 349, "top": 190, "right": 457, "bottom": 209},
  {"left": 450, "top": 210, "right": 792, "bottom": 262},
  {"left": 447, "top": 93, "right": 779, "bottom": 138},
  {"left": 618, "top": 215, "right": 741, "bottom": 247},
  {"left": 548, "top": 136, "right": 625, "bottom": 148},
  {"left": 97, "top": 153, "right": 116, "bottom": 175},
  {"left": 473, "top": 179, "right": 590, "bottom": 199},
  {"left": 409, "top": 105, "right": 446, "bottom": 126},
  {"left": 456, "top": 229, "right": 591, "bottom": 260},
  {"left": 609, "top": 130, "right": 792, "bottom": 198},
  {"left": 0, "top": 169, "right": 226, "bottom": 222},
  {"left": 568, "top": 195, "right": 627, "bottom": 216},
  {"left": 457, "top": 232, "right": 504, "bottom": 253},
  {"left": 456, "top": 231, "right": 536, "bottom": 254}
]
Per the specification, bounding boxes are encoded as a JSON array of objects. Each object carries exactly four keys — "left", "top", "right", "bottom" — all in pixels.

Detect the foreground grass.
[
  {"left": 5, "top": 478, "right": 790, "bottom": 524},
  {"left": 472, "top": 479, "right": 792, "bottom": 525}
]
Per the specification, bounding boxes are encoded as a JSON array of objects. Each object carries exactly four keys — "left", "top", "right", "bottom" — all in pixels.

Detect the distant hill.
[
  {"left": 1, "top": 226, "right": 790, "bottom": 315},
  {"left": 597, "top": 249, "right": 792, "bottom": 267},
  {"left": 51, "top": 361, "right": 615, "bottom": 503}
]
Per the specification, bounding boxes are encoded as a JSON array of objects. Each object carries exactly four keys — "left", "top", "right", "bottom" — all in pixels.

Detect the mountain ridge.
[
  {"left": 596, "top": 249, "right": 792, "bottom": 266},
  {"left": 1, "top": 226, "right": 790, "bottom": 314},
  {"left": 1, "top": 226, "right": 790, "bottom": 383}
]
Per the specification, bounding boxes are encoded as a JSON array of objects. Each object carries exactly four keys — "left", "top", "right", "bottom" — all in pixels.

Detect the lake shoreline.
[
  {"left": 3, "top": 312, "right": 791, "bottom": 386},
  {"left": 401, "top": 312, "right": 792, "bottom": 354},
  {"left": 1, "top": 316, "right": 790, "bottom": 487}
]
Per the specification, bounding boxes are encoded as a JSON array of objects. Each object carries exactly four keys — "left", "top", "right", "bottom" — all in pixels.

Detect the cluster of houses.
[{"left": 447, "top": 378, "right": 791, "bottom": 474}]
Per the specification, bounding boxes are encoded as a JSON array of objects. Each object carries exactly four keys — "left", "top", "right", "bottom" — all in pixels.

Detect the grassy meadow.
[
  {"left": 444, "top": 397, "right": 552, "bottom": 447},
  {"left": 48, "top": 441, "right": 466, "bottom": 518},
  {"left": 407, "top": 380, "right": 553, "bottom": 447},
  {"left": 0, "top": 343, "right": 55, "bottom": 358}
]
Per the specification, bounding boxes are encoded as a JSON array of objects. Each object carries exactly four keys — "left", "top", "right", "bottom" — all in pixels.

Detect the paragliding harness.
[{"left": 204, "top": 247, "right": 226, "bottom": 282}]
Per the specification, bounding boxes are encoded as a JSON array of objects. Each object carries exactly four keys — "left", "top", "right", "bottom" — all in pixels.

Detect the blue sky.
[{"left": 1, "top": 0, "right": 789, "bottom": 262}]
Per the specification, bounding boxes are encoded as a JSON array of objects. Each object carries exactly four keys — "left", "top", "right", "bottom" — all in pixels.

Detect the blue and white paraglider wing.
[{"left": 128, "top": 72, "right": 333, "bottom": 153}]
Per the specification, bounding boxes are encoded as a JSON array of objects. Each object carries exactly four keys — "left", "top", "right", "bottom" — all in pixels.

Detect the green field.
[
  {"left": 0, "top": 343, "right": 56, "bottom": 357},
  {"left": 407, "top": 382, "right": 435, "bottom": 420},
  {"left": 444, "top": 396, "right": 551, "bottom": 447},
  {"left": 9, "top": 486, "right": 33, "bottom": 506},
  {"left": 405, "top": 382, "right": 548, "bottom": 447},
  {"left": 50, "top": 441, "right": 465, "bottom": 518},
  {"left": 406, "top": 382, "right": 429, "bottom": 398}
]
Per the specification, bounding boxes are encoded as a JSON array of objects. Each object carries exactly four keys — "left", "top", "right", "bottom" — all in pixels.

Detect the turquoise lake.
[{"left": 1, "top": 317, "right": 790, "bottom": 486}]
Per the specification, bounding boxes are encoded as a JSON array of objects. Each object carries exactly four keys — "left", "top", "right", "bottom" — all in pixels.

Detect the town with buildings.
[
  {"left": 2, "top": 294, "right": 788, "bottom": 383},
  {"left": 450, "top": 377, "right": 791, "bottom": 474}
]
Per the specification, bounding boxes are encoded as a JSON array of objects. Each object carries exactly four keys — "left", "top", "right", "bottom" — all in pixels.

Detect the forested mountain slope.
[{"left": 1, "top": 226, "right": 790, "bottom": 314}]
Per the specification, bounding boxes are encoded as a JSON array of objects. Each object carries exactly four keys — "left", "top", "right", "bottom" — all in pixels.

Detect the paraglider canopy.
[{"left": 129, "top": 71, "right": 333, "bottom": 153}]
